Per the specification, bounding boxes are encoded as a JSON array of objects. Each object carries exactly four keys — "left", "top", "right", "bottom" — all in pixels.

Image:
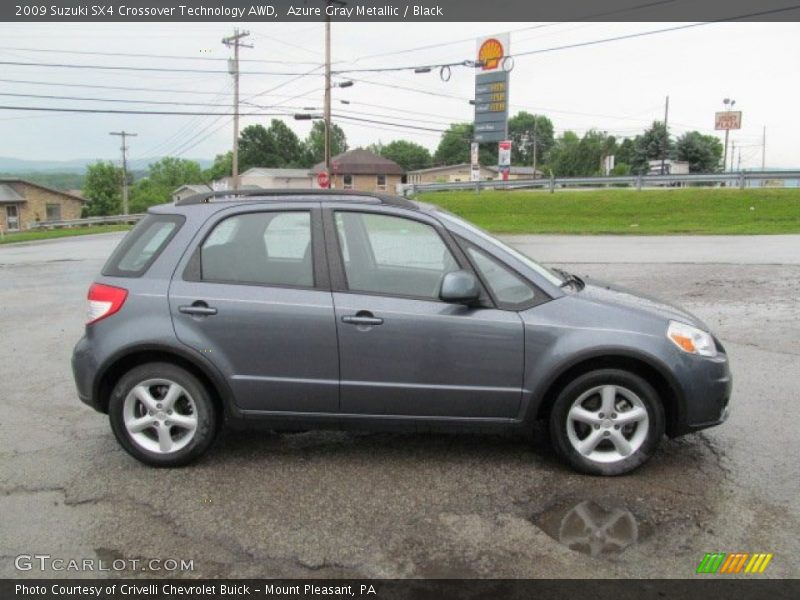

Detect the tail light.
[{"left": 87, "top": 283, "right": 128, "bottom": 325}]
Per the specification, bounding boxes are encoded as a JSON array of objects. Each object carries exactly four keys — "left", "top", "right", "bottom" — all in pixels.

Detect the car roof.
[{"left": 174, "top": 188, "right": 419, "bottom": 210}]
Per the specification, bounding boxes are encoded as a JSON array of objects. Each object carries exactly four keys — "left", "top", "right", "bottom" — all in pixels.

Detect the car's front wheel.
[
  {"left": 108, "top": 362, "right": 218, "bottom": 467},
  {"left": 549, "top": 369, "right": 664, "bottom": 476}
]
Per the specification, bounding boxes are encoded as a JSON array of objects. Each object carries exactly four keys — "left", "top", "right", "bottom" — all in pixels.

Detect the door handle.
[
  {"left": 341, "top": 311, "right": 383, "bottom": 326},
  {"left": 179, "top": 302, "right": 218, "bottom": 316}
]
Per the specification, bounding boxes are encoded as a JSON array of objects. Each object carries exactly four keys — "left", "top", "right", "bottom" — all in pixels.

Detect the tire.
[
  {"left": 108, "top": 362, "right": 218, "bottom": 467},
  {"left": 549, "top": 369, "right": 664, "bottom": 476}
]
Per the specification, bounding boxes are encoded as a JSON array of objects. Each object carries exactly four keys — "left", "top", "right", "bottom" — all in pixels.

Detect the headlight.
[{"left": 667, "top": 321, "right": 717, "bottom": 357}]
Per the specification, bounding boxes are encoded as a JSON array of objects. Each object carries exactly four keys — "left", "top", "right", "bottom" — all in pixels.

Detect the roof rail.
[{"left": 175, "top": 187, "right": 417, "bottom": 209}]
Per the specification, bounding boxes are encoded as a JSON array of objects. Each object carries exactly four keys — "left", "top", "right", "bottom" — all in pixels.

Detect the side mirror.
[{"left": 440, "top": 270, "right": 480, "bottom": 304}]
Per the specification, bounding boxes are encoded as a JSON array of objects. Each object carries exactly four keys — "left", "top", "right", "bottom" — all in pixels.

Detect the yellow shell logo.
[{"left": 479, "top": 38, "right": 504, "bottom": 70}]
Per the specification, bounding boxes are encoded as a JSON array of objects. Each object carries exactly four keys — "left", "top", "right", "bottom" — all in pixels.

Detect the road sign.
[
  {"left": 317, "top": 171, "right": 330, "bottom": 188},
  {"left": 715, "top": 111, "right": 742, "bottom": 130},
  {"left": 474, "top": 33, "right": 510, "bottom": 144}
]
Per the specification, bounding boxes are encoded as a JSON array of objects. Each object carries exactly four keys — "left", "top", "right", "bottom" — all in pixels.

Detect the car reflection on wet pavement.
[{"left": 534, "top": 499, "right": 649, "bottom": 557}]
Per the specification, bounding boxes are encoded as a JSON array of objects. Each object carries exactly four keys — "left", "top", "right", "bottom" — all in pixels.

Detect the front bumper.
[{"left": 671, "top": 350, "right": 732, "bottom": 436}]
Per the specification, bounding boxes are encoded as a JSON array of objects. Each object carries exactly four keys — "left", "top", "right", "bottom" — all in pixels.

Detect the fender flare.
[
  {"left": 523, "top": 345, "right": 686, "bottom": 431},
  {"left": 92, "top": 341, "right": 240, "bottom": 419}
]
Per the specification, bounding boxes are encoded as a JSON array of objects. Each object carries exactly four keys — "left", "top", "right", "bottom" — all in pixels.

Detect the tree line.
[{"left": 81, "top": 112, "right": 724, "bottom": 216}]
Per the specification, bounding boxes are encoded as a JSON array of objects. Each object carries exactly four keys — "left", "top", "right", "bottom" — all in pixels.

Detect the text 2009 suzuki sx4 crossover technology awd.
[{"left": 72, "top": 190, "right": 731, "bottom": 475}]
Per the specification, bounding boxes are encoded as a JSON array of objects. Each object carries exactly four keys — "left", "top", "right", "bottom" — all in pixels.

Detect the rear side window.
[
  {"left": 102, "top": 214, "right": 183, "bottom": 277},
  {"left": 200, "top": 211, "right": 313, "bottom": 288}
]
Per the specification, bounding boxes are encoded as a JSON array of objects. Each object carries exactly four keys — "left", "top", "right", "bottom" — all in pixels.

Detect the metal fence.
[
  {"left": 26, "top": 213, "right": 144, "bottom": 230},
  {"left": 401, "top": 170, "right": 800, "bottom": 196}
]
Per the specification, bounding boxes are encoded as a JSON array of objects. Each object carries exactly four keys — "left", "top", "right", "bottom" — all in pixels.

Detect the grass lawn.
[
  {"left": 0, "top": 224, "right": 132, "bottom": 245},
  {"left": 417, "top": 188, "right": 800, "bottom": 235}
]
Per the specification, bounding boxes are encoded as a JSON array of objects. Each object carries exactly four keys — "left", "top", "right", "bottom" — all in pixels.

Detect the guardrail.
[
  {"left": 402, "top": 170, "right": 800, "bottom": 196},
  {"left": 26, "top": 214, "right": 144, "bottom": 230}
]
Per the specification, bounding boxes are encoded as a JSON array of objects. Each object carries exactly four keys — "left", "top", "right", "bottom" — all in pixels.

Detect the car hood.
[{"left": 576, "top": 277, "right": 710, "bottom": 331}]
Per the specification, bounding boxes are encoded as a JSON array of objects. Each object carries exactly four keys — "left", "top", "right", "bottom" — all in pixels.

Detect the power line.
[
  {"left": 512, "top": 5, "right": 800, "bottom": 59},
  {"left": 0, "top": 91, "right": 236, "bottom": 107},
  {"left": 0, "top": 77, "right": 235, "bottom": 96},
  {"left": 0, "top": 46, "right": 323, "bottom": 65},
  {"left": 0, "top": 59, "right": 323, "bottom": 76},
  {"left": 0, "top": 105, "right": 290, "bottom": 116}
]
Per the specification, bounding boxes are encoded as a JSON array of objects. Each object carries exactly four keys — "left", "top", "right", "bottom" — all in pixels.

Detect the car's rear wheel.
[
  {"left": 109, "top": 363, "right": 217, "bottom": 467},
  {"left": 549, "top": 369, "right": 664, "bottom": 476}
]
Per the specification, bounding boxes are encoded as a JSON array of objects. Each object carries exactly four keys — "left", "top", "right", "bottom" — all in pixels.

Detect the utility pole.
[
  {"left": 531, "top": 114, "right": 538, "bottom": 178},
  {"left": 730, "top": 139, "right": 735, "bottom": 172},
  {"left": 324, "top": 12, "right": 332, "bottom": 183},
  {"left": 222, "top": 29, "right": 252, "bottom": 191},
  {"left": 762, "top": 125, "right": 766, "bottom": 170},
  {"left": 109, "top": 131, "right": 137, "bottom": 215},
  {"left": 661, "top": 95, "right": 669, "bottom": 175}
]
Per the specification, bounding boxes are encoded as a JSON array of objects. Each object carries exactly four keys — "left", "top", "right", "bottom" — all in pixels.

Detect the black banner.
[
  {"left": 3, "top": 579, "right": 800, "bottom": 600},
  {"left": 3, "top": 0, "right": 800, "bottom": 22}
]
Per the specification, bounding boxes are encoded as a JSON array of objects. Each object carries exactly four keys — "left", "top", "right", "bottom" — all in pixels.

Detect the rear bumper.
[{"left": 72, "top": 334, "right": 104, "bottom": 412}]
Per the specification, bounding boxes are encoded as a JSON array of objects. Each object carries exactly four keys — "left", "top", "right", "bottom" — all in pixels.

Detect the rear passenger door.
[{"left": 169, "top": 206, "right": 339, "bottom": 414}]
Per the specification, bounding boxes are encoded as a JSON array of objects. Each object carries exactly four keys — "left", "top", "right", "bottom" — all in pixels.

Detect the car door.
[
  {"left": 325, "top": 207, "right": 525, "bottom": 419},
  {"left": 169, "top": 206, "right": 339, "bottom": 413}
]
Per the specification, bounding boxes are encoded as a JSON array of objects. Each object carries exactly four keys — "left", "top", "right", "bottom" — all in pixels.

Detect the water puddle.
[{"left": 532, "top": 499, "right": 651, "bottom": 557}]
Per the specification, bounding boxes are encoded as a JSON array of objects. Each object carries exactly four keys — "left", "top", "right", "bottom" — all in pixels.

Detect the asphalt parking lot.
[{"left": 1, "top": 232, "right": 798, "bottom": 579}]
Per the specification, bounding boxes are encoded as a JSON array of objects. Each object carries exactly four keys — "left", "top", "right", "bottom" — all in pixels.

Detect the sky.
[{"left": 0, "top": 21, "right": 798, "bottom": 169}]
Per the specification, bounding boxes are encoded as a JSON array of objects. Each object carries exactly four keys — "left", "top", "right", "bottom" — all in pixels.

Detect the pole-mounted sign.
[
  {"left": 474, "top": 33, "right": 511, "bottom": 144},
  {"left": 715, "top": 111, "right": 742, "bottom": 130}
]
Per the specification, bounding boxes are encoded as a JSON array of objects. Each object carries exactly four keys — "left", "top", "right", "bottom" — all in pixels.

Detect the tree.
[
  {"left": 129, "top": 157, "right": 204, "bottom": 212},
  {"left": 268, "top": 119, "right": 305, "bottom": 167},
  {"left": 377, "top": 140, "right": 432, "bottom": 172},
  {"left": 205, "top": 151, "right": 232, "bottom": 181},
  {"left": 434, "top": 123, "right": 495, "bottom": 166},
  {"left": 303, "top": 120, "right": 347, "bottom": 166},
  {"left": 676, "top": 131, "right": 723, "bottom": 173},
  {"left": 238, "top": 124, "right": 275, "bottom": 172},
  {"left": 147, "top": 157, "right": 204, "bottom": 189},
  {"left": 82, "top": 161, "right": 122, "bottom": 216},
  {"left": 508, "top": 112, "right": 554, "bottom": 167},
  {"left": 629, "top": 121, "right": 674, "bottom": 174},
  {"left": 238, "top": 120, "right": 306, "bottom": 171},
  {"left": 547, "top": 130, "right": 616, "bottom": 177}
]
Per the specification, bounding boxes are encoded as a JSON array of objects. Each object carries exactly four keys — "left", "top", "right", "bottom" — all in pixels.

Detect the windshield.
[{"left": 434, "top": 210, "right": 564, "bottom": 287}]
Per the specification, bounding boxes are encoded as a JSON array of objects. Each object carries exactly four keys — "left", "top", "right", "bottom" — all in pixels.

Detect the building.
[
  {"left": 215, "top": 167, "right": 315, "bottom": 190},
  {"left": 0, "top": 179, "right": 86, "bottom": 232},
  {"left": 648, "top": 160, "right": 690, "bottom": 175},
  {"left": 172, "top": 184, "right": 213, "bottom": 203},
  {"left": 406, "top": 163, "right": 544, "bottom": 185},
  {"left": 312, "top": 149, "right": 404, "bottom": 192}
]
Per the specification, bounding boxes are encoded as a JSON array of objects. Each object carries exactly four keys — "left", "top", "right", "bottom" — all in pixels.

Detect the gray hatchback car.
[{"left": 72, "top": 190, "right": 731, "bottom": 475}]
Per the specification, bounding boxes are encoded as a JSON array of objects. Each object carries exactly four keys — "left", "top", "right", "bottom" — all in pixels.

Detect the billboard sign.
[
  {"left": 474, "top": 33, "right": 510, "bottom": 143},
  {"left": 715, "top": 111, "right": 742, "bottom": 130}
]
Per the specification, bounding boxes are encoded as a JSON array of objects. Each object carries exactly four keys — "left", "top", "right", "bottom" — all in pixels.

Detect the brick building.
[
  {"left": 312, "top": 149, "right": 404, "bottom": 193},
  {"left": 0, "top": 179, "right": 86, "bottom": 232}
]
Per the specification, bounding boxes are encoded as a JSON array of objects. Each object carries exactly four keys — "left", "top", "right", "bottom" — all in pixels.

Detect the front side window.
[
  {"left": 466, "top": 246, "right": 535, "bottom": 308},
  {"left": 201, "top": 211, "right": 313, "bottom": 288},
  {"left": 335, "top": 212, "right": 458, "bottom": 300}
]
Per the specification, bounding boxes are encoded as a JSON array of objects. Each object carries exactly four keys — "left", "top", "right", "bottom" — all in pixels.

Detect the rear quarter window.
[{"left": 102, "top": 214, "right": 184, "bottom": 277}]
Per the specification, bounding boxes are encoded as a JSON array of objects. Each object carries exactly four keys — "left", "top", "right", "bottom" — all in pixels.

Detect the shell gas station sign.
[{"left": 473, "top": 33, "right": 510, "bottom": 144}]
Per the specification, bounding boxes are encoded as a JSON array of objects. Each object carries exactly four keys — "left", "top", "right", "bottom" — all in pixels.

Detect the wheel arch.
[
  {"left": 529, "top": 349, "right": 686, "bottom": 438},
  {"left": 93, "top": 343, "right": 237, "bottom": 427}
]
